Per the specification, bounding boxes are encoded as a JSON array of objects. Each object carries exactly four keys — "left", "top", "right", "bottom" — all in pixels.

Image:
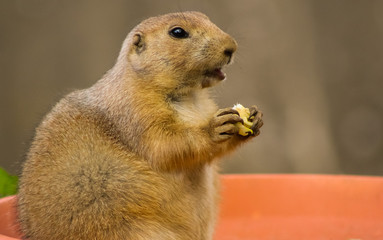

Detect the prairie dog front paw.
[
  {"left": 209, "top": 108, "right": 243, "bottom": 142},
  {"left": 248, "top": 105, "right": 264, "bottom": 137}
]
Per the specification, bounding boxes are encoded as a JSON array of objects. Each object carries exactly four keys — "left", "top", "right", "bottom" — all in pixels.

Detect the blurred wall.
[{"left": 1, "top": 0, "right": 382, "bottom": 176}]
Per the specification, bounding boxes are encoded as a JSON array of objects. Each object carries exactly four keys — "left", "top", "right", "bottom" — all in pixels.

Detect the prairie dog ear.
[{"left": 132, "top": 33, "right": 145, "bottom": 54}]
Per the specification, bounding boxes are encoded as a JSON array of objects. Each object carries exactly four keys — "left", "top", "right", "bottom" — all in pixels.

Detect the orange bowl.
[
  {"left": 1, "top": 174, "right": 383, "bottom": 240},
  {"left": 0, "top": 196, "right": 20, "bottom": 240},
  {"left": 214, "top": 174, "right": 383, "bottom": 239}
]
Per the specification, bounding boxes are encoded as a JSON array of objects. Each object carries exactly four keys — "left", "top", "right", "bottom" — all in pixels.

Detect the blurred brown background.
[{"left": 1, "top": 0, "right": 382, "bottom": 176}]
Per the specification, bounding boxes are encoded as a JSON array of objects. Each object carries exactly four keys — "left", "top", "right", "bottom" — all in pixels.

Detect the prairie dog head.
[{"left": 120, "top": 12, "right": 237, "bottom": 95}]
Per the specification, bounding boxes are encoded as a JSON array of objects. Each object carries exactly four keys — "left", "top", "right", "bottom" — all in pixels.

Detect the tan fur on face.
[
  {"left": 18, "top": 11, "right": 262, "bottom": 240},
  {"left": 123, "top": 12, "right": 237, "bottom": 93}
]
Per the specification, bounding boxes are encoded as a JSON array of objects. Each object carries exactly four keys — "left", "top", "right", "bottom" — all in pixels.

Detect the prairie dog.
[{"left": 18, "top": 11, "right": 263, "bottom": 240}]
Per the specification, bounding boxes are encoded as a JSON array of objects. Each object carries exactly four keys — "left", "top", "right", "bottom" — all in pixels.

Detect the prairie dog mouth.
[
  {"left": 204, "top": 68, "right": 226, "bottom": 81},
  {"left": 201, "top": 68, "right": 227, "bottom": 88}
]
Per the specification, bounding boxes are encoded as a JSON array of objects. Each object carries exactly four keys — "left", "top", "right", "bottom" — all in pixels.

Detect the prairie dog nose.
[
  {"left": 224, "top": 48, "right": 234, "bottom": 58},
  {"left": 223, "top": 37, "right": 237, "bottom": 63}
]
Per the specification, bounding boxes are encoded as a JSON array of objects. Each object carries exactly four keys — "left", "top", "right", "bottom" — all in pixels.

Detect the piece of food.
[{"left": 232, "top": 104, "right": 253, "bottom": 136}]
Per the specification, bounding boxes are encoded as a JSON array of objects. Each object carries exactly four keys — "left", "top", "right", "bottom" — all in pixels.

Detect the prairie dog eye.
[{"left": 169, "top": 27, "right": 189, "bottom": 39}]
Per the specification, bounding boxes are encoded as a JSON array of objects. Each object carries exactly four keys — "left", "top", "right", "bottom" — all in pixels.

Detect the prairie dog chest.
[{"left": 171, "top": 90, "right": 217, "bottom": 127}]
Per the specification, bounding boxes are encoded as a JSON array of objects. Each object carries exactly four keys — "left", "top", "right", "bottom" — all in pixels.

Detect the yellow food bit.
[{"left": 232, "top": 104, "right": 253, "bottom": 136}]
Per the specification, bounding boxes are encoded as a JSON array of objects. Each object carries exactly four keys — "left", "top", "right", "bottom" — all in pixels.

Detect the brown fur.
[{"left": 18, "top": 12, "right": 263, "bottom": 240}]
